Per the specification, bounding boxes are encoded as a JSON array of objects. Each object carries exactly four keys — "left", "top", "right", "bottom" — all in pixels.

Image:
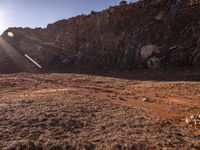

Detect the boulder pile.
[{"left": 0, "top": 0, "right": 200, "bottom": 73}]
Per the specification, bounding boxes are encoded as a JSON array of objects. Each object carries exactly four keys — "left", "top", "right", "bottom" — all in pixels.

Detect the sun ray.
[
  {"left": 0, "top": 36, "right": 39, "bottom": 73},
  {"left": 0, "top": 10, "right": 7, "bottom": 34}
]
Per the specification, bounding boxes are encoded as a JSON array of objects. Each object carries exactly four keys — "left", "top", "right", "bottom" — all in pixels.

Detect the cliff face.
[{"left": 0, "top": 0, "right": 200, "bottom": 73}]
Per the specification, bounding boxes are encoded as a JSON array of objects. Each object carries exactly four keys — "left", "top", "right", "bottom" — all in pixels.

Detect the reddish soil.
[{"left": 0, "top": 68, "right": 199, "bottom": 149}]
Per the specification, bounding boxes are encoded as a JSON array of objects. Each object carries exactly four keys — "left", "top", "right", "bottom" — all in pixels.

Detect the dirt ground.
[{"left": 0, "top": 68, "right": 199, "bottom": 150}]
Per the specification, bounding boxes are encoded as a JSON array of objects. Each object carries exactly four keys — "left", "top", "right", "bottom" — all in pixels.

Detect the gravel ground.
[{"left": 0, "top": 70, "right": 199, "bottom": 149}]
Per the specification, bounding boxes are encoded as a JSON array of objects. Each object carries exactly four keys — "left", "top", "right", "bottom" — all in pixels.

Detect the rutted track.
[{"left": 0, "top": 70, "right": 199, "bottom": 149}]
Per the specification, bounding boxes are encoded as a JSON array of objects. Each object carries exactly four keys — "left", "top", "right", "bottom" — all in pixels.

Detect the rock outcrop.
[{"left": 0, "top": 0, "right": 200, "bottom": 73}]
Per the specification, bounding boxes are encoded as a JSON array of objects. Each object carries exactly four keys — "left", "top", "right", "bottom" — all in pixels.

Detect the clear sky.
[{"left": 0, "top": 0, "right": 136, "bottom": 34}]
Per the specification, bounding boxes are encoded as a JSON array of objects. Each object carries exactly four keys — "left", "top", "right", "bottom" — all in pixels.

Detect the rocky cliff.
[{"left": 0, "top": 0, "right": 200, "bottom": 73}]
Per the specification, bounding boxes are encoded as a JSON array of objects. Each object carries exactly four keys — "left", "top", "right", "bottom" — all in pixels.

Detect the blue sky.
[{"left": 0, "top": 0, "right": 136, "bottom": 34}]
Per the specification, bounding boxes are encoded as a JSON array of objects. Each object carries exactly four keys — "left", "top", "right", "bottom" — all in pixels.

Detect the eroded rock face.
[
  {"left": 0, "top": 47, "right": 18, "bottom": 73},
  {"left": 192, "top": 36, "right": 200, "bottom": 66},
  {"left": 0, "top": 0, "right": 200, "bottom": 73}
]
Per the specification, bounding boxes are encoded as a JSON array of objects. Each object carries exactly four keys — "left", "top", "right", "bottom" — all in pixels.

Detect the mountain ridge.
[{"left": 0, "top": 0, "right": 200, "bottom": 73}]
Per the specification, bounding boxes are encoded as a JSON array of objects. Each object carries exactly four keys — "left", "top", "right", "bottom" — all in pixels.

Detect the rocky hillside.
[{"left": 0, "top": 0, "right": 200, "bottom": 73}]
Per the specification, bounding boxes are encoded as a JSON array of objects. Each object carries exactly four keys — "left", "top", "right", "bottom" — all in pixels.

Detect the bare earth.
[{"left": 0, "top": 69, "right": 200, "bottom": 150}]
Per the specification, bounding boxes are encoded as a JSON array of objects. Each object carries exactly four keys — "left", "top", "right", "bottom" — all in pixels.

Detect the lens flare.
[
  {"left": 25, "top": 54, "right": 42, "bottom": 69},
  {"left": 0, "top": 37, "right": 39, "bottom": 73},
  {"left": 7, "top": 32, "right": 14, "bottom": 37}
]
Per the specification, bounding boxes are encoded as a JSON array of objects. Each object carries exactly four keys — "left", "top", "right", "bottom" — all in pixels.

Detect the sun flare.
[
  {"left": 7, "top": 31, "right": 14, "bottom": 37},
  {"left": 0, "top": 10, "right": 7, "bottom": 34}
]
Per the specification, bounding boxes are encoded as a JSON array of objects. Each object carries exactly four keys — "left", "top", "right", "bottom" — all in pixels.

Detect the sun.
[{"left": 0, "top": 10, "right": 7, "bottom": 34}]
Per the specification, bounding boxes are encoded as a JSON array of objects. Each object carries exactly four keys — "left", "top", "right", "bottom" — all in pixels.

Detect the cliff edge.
[{"left": 0, "top": 0, "right": 200, "bottom": 73}]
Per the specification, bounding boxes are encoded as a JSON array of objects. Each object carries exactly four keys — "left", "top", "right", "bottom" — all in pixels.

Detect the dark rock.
[{"left": 0, "top": 0, "right": 200, "bottom": 73}]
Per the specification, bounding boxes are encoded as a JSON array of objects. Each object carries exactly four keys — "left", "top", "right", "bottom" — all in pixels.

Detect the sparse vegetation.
[{"left": 120, "top": 0, "right": 127, "bottom": 5}]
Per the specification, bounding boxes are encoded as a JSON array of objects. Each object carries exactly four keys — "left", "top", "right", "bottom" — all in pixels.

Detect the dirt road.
[{"left": 0, "top": 69, "right": 199, "bottom": 149}]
